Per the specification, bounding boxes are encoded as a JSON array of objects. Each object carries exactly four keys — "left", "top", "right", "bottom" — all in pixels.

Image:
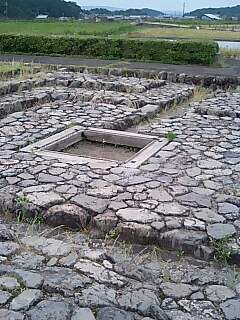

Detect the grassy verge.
[
  {"left": 157, "top": 19, "right": 240, "bottom": 27},
  {"left": 129, "top": 26, "right": 240, "bottom": 41},
  {"left": 0, "top": 61, "right": 51, "bottom": 80},
  {"left": 0, "top": 62, "right": 23, "bottom": 73},
  {"left": 0, "top": 21, "right": 136, "bottom": 37},
  {"left": 220, "top": 48, "right": 240, "bottom": 59}
]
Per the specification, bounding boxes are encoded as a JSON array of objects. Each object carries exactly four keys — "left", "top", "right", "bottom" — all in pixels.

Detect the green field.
[
  {"left": 0, "top": 20, "right": 238, "bottom": 63},
  {"left": 0, "top": 21, "right": 135, "bottom": 36},
  {"left": 0, "top": 62, "right": 22, "bottom": 73},
  {"left": 129, "top": 26, "right": 240, "bottom": 41},
  {"left": 0, "top": 20, "right": 239, "bottom": 42}
]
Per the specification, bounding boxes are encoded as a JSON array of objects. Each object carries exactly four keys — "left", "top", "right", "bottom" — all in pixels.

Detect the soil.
[{"left": 63, "top": 139, "right": 139, "bottom": 161}]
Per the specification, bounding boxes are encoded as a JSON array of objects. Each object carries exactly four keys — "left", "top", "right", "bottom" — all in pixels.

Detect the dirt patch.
[{"left": 63, "top": 140, "right": 139, "bottom": 161}]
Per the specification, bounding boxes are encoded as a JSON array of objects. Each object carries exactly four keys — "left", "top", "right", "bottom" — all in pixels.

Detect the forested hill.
[
  {"left": 86, "top": 8, "right": 164, "bottom": 16},
  {"left": 188, "top": 5, "right": 240, "bottom": 19},
  {"left": 0, "top": 0, "right": 81, "bottom": 19}
]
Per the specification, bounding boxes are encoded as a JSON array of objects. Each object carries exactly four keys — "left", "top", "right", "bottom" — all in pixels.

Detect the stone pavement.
[
  {"left": 0, "top": 220, "right": 238, "bottom": 320},
  {"left": 0, "top": 71, "right": 239, "bottom": 261},
  {"left": 0, "top": 69, "right": 239, "bottom": 319}
]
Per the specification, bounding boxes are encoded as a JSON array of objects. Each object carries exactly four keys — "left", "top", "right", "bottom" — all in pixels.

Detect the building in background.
[
  {"left": 35, "top": 14, "right": 48, "bottom": 20},
  {"left": 201, "top": 14, "right": 222, "bottom": 21}
]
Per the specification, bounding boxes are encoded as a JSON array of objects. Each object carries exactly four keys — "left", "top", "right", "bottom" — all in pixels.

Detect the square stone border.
[{"left": 21, "top": 126, "right": 169, "bottom": 169}]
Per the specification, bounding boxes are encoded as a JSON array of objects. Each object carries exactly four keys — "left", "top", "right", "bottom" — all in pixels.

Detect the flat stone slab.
[
  {"left": 116, "top": 208, "right": 160, "bottom": 223},
  {"left": 161, "top": 283, "right": 197, "bottom": 299},
  {"left": 97, "top": 307, "right": 133, "bottom": 320},
  {"left": 71, "top": 307, "right": 96, "bottom": 320},
  {"left": 21, "top": 236, "right": 72, "bottom": 257},
  {"left": 45, "top": 204, "right": 89, "bottom": 229},
  {"left": 206, "top": 223, "right": 236, "bottom": 240},
  {"left": 10, "top": 289, "right": 42, "bottom": 311},
  {"left": 220, "top": 299, "right": 240, "bottom": 320},
  {"left": 0, "top": 242, "right": 19, "bottom": 257},
  {"left": 74, "top": 259, "right": 126, "bottom": 287},
  {"left": 193, "top": 209, "right": 225, "bottom": 224},
  {"left": 197, "top": 159, "right": 223, "bottom": 169},
  {"left": 205, "top": 285, "right": 235, "bottom": 302},
  {"left": 72, "top": 194, "right": 109, "bottom": 214},
  {"left": 0, "top": 309, "right": 25, "bottom": 320},
  {"left": 0, "top": 276, "right": 20, "bottom": 291},
  {"left": 27, "top": 192, "right": 64, "bottom": 208},
  {"left": 27, "top": 300, "right": 72, "bottom": 320}
]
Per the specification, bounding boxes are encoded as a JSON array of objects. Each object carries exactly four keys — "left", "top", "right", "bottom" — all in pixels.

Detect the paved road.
[{"left": 0, "top": 53, "right": 239, "bottom": 77}]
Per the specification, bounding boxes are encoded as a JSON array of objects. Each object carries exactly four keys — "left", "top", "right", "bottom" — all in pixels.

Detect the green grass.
[
  {"left": 0, "top": 21, "right": 135, "bottom": 37},
  {"left": 165, "top": 131, "right": 177, "bottom": 141},
  {"left": 129, "top": 26, "right": 240, "bottom": 41},
  {"left": 0, "top": 20, "right": 238, "bottom": 43},
  {"left": 159, "top": 19, "right": 240, "bottom": 26},
  {"left": 210, "top": 236, "right": 233, "bottom": 264},
  {"left": 220, "top": 48, "right": 240, "bottom": 59},
  {"left": 0, "top": 61, "right": 45, "bottom": 80},
  {"left": 0, "top": 62, "right": 22, "bottom": 73}
]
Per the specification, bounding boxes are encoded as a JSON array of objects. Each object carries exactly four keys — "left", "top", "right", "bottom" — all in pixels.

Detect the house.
[
  {"left": 59, "top": 17, "right": 72, "bottom": 21},
  {"left": 35, "top": 14, "right": 48, "bottom": 20},
  {"left": 201, "top": 14, "right": 222, "bottom": 21},
  {"left": 183, "top": 15, "right": 197, "bottom": 20}
]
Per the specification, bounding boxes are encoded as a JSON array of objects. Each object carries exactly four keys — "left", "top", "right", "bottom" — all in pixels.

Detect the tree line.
[{"left": 0, "top": 0, "right": 81, "bottom": 19}]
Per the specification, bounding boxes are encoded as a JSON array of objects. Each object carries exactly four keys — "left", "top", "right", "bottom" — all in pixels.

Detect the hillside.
[
  {"left": 86, "top": 7, "right": 164, "bottom": 17},
  {"left": 82, "top": 6, "right": 123, "bottom": 11},
  {"left": 0, "top": 0, "right": 81, "bottom": 19},
  {"left": 188, "top": 5, "right": 240, "bottom": 19}
]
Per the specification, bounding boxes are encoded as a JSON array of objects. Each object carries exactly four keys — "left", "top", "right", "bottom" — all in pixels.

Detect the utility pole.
[
  {"left": 182, "top": 1, "right": 186, "bottom": 17},
  {"left": 5, "top": 0, "right": 8, "bottom": 19}
]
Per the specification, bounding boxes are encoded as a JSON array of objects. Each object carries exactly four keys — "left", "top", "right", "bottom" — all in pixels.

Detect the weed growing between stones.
[
  {"left": 210, "top": 236, "right": 233, "bottom": 264},
  {"left": 105, "top": 228, "right": 121, "bottom": 242},
  {"left": 165, "top": 131, "right": 177, "bottom": 142},
  {"left": 15, "top": 196, "right": 29, "bottom": 209},
  {"left": 149, "top": 246, "right": 162, "bottom": 260},
  {"left": 25, "top": 137, "right": 37, "bottom": 145},
  {"left": 162, "top": 270, "right": 171, "bottom": 282},
  {"left": 176, "top": 250, "right": 185, "bottom": 260},
  {"left": 15, "top": 196, "right": 43, "bottom": 226},
  {"left": 16, "top": 212, "right": 43, "bottom": 227},
  {"left": 66, "top": 122, "right": 75, "bottom": 129},
  {"left": 119, "top": 241, "right": 133, "bottom": 259},
  {"left": 226, "top": 266, "right": 240, "bottom": 290},
  {"left": 142, "top": 159, "right": 151, "bottom": 166},
  {"left": 193, "top": 87, "right": 210, "bottom": 102}
]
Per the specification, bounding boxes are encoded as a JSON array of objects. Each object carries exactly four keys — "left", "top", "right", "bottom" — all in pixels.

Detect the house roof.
[
  {"left": 36, "top": 14, "right": 48, "bottom": 19},
  {"left": 203, "top": 14, "right": 222, "bottom": 20}
]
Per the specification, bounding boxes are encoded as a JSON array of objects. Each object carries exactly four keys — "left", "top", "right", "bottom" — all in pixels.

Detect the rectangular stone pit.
[{"left": 21, "top": 127, "right": 168, "bottom": 168}]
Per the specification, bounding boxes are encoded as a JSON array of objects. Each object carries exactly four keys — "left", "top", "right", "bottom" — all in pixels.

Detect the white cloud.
[{"left": 75, "top": 0, "right": 240, "bottom": 12}]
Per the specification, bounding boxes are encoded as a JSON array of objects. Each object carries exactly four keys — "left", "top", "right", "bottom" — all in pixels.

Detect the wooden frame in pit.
[{"left": 21, "top": 126, "right": 169, "bottom": 169}]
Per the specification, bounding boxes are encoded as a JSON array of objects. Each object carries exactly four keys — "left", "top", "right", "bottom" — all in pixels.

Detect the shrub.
[{"left": 0, "top": 34, "right": 219, "bottom": 65}]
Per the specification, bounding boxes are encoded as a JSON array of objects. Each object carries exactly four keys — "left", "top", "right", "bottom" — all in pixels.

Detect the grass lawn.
[
  {"left": 0, "top": 20, "right": 238, "bottom": 42},
  {"left": 220, "top": 48, "right": 240, "bottom": 59},
  {"left": 129, "top": 26, "right": 240, "bottom": 41},
  {"left": 0, "top": 62, "right": 46, "bottom": 80},
  {"left": 0, "top": 21, "right": 135, "bottom": 36},
  {"left": 0, "top": 62, "right": 23, "bottom": 73}
]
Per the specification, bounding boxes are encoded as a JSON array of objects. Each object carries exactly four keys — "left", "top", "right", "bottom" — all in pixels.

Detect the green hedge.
[{"left": 0, "top": 34, "right": 219, "bottom": 65}]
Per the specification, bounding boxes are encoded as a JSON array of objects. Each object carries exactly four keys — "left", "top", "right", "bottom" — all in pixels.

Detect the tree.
[{"left": 0, "top": 0, "right": 81, "bottom": 19}]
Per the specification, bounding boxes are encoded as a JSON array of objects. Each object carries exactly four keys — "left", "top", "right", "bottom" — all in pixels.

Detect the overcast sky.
[{"left": 76, "top": 0, "right": 240, "bottom": 12}]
